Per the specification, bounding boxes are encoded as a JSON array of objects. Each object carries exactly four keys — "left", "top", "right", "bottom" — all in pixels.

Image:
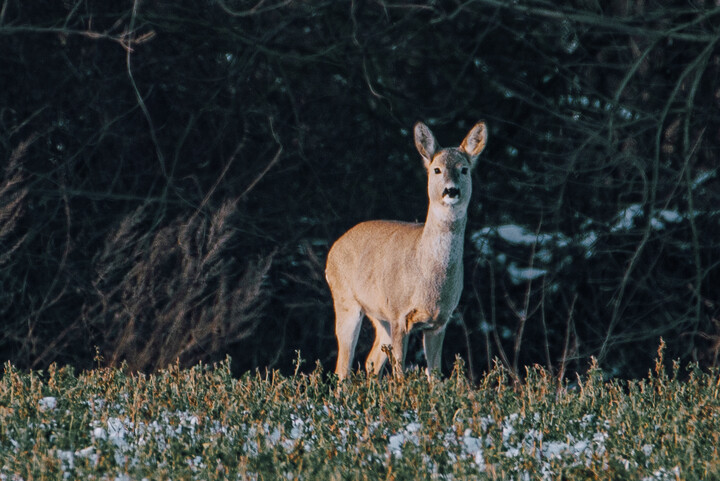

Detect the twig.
[
  {"left": 539, "top": 278, "right": 552, "bottom": 374},
  {"left": 0, "top": 0, "right": 8, "bottom": 25},
  {"left": 125, "top": 0, "right": 165, "bottom": 178},
  {"left": 509, "top": 220, "right": 544, "bottom": 376},
  {"left": 488, "top": 262, "right": 513, "bottom": 378},
  {"left": 215, "top": 0, "right": 292, "bottom": 17},
  {"left": 437, "top": 0, "right": 720, "bottom": 42},
  {"left": 558, "top": 293, "right": 578, "bottom": 386},
  {"left": 457, "top": 312, "right": 476, "bottom": 383},
  {"left": 599, "top": 33, "right": 719, "bottom": 362},
  {"left": 240, "top": 118, "right": 284, "bottom": 199}
]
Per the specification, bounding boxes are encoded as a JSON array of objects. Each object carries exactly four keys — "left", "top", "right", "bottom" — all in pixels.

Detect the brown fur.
[{"left": 326, "top": 122, "right": 487, "bottom": 380}]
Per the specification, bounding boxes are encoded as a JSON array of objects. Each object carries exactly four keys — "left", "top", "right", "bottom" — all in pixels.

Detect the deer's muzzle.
[{"left": 443, "top": 187, "right": 461, "bottom": 198}]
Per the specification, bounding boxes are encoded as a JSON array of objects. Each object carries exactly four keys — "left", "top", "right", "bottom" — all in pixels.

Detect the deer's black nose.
[{"left": 443, "top": 187, "right": 460, "bottom": 198}]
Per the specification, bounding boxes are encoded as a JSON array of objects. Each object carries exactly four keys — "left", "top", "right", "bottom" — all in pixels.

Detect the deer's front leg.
[{"left": 390, "top": 322, "right": 409, "bottom": 378}]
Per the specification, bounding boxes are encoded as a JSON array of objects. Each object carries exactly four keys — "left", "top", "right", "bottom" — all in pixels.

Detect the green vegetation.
[{"left": 2, "top": 351, "right": 720, "bottom": 480}]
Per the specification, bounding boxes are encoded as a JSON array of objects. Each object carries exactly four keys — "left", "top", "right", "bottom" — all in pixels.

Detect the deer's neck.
[{"left": 418, "top": 207, "right": 467, "bottom": 271}]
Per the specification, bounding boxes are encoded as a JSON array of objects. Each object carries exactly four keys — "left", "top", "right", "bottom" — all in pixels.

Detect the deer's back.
[
  {"left": 327, "top": 219, "right": 422, "bottom": 276},
  {"left": 326, "top": 220, "right": 454, "bottom": 323}
]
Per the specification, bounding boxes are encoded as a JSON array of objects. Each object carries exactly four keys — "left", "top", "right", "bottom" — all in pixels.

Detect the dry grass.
[
  {"left": 84, "top": 200, "right": 275, "bottom": 372},
  {"left": 1, "top": 346, "right": 720, "bottom": 480}
]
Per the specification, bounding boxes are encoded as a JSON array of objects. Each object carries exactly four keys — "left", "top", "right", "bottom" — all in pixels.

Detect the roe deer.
[{"left": 326, "top": 121, "right": 487, "bottom": 380}]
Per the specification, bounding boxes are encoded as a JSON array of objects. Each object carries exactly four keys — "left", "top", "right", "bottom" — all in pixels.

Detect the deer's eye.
[
  {"left": 461, "top": 167, "right": 468, "bottom": 174},
  {"left": 434, "top": 168, "right": 441, "bottom": 174}
]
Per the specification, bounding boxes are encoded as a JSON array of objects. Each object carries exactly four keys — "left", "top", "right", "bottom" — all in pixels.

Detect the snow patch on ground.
[
  {"left": 38, "top": 397, "right": 57, "bottom": 411},
  {"left": 4, "top": 398, "right": 669, "bottom": 480}
]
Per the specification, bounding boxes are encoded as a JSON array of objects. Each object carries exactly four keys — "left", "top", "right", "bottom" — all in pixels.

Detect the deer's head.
[{"left": 414, "top": 121, "right": 487, "bottom": 218}]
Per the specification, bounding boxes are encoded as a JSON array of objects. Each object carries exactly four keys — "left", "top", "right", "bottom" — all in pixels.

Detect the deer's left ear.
[
  {"left": 414, "top": 122, "right": 438, "bottom": 169},
  {"left": 460, "top": 122, "right": 487, "bottom": 168}
]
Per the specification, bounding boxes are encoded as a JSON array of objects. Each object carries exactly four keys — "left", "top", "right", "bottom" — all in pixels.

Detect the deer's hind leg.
[
  {"left": 423, "top": 325, "right": 447, "bottom": 378},
  {"left": 364, "top": 315, "right": 392, "bottom": 376},
  {"left": 333, "top": 295, "right": 364, "bottom": 381}
]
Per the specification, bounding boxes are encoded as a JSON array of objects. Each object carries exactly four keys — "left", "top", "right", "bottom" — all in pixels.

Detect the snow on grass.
[
  {"left": 6, "top": 395, "right": 621, "bottom": 480},
  {"left": 480, "top": 225, "right": 570, "bottom": 247},
  {"left": 474, "top": 203, "right": 692, "bottom": 273},
  {"left": 79, "top": 409, "right": 613, "bottom": 479},
  {"left": 38, "top": 396, "right": 57, "bottom": 411},
  {"left": 642, "top": 466, "right": 681, "bottom": 481},
  {"left": 3, "top": 359, "right": 717, "bottom": 479},
  {"left": 692, "top": 168, "right": 716, "bottom": 189},
  {"left": 612, "top": 203, "right": 644, "bottom": 232},
  {"left": 506, "top": 263, "right": 546, "bottom": 284},
  {"left": 613, "top": 204, "right": 686, "bottom": 232}
]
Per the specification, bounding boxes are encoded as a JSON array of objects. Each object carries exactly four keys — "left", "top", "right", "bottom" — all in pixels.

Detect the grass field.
[{"left": 1, "top": 347, "right": 719, "bottom": 480}]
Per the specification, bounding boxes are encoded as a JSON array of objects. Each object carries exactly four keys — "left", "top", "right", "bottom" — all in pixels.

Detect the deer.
[{"left": 325, "top": 121, "right": 487, "bottom": 380}]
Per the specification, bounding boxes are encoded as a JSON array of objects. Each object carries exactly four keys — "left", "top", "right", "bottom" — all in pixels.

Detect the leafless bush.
[
  {"left": 1, "top": 0, "right": 719, "bottom": 377},
  {"left": 83, "top": 200, "right": 274, "bottom": 371},
  {"left": 0, "top": 137, "right": 33, "bottom": 329},
  {"left": 0, "top": 137, "right": 31, "bottom": 268}
]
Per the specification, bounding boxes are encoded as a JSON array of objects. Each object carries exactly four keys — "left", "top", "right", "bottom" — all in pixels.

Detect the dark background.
[{"left": 1, "top": 0, "right": 719, "bottom": 380}]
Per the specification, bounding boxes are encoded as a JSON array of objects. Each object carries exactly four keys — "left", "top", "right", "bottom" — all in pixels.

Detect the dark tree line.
[{"left": 0, "top": 0, "right": 719, "bottom": 379}]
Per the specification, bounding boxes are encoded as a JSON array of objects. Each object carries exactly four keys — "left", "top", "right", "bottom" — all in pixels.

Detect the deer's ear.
[
  {"left": 460, "top": 122, "right": 487, "bottom": 167},
  {"left": 414, "top": 122, "right": 437, "bottom": 167}
]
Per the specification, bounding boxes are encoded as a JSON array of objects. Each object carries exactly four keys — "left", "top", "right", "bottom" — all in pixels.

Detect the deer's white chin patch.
[{"left": 442, "top": 196, "right": 460, "bottom": 206}]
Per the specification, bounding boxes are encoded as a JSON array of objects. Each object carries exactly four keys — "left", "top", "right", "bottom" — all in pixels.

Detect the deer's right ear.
[
  {"left": 414, "top": 122, "right": 437, "bottom": 167},
  {"left": 460, "top": 122, "right": 487, "bottom": 167}
]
